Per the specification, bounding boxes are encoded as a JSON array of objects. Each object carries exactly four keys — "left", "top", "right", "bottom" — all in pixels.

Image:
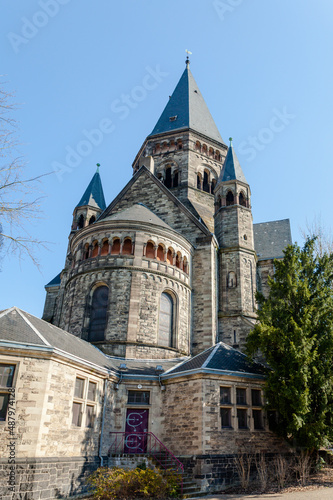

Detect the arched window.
[
  {"left": 92, "top": 242, "right": 99, "bottom": 258},
  {"left": 100, "top": 240, "right": 109, "bottom": 256},
  {"left": 162, "top": 142, "right": 168, "bottom": 153},
  {"left": 195, "top": 141, "right": 201, "bottom": 152},
  {"left": 173, "top": 170, "right": 179, "bottom": 188},
  {"left": 89, "top": 215, "right": 96, "bottom": 225},
  {"left": 239, "top": 192, "right": 246, "bottom": 207},
  {"left": 88, "top": 285, "right": 109, "bottom": 342},
  {"left": 177, "top": 140, "right": 182, "bottom": 150},
  {"left": 169, "top": 140, "right": 176, "bottom": 151},
  {"left": 211, "top": 178, "right": 217, "bottom": 193},
  {"left": 146, "top": 241, "right": 155, "bottom": 258},
  {"left": 226, "top": 191, "right": 234, "bottom": 206},
  {"left": 175, "top": 252, "right": 181, "bottom": 269},
  {"left": 165, "top": 167, "right": 172, "bottom": 188},
  {"left": 228, "top": 271, "right": 237, "bottom": 288},
  {"left": 111, "top": 238, "right": 120, "bottom": 255},
  {"left": 122, "top": 238, "right": 132, "bottom": 255},
  {"left": 166, "top": 248, "right": 173, "bottom": 265},
  {"left": 157, "top": 244, "right": 164, "bottom": 261},
  {"left": 183, "top": 256, "right": 188, "bottom": 274},
  {"left": 209, "top": 147, "right": 214, "bottom": 158},
  {"left": 202, "top": 144, "right": 207, "bottom": 155},
  {"left": 77, "top": 214, "right": 84, "bottom": 230},
  {"left": 83, "top": 243, "right": 89, "bottom": 260},
  {"left": 203, "top": 171, "right": 210, "bottom": 193},
  {"left": 197, "top": 173, "right": 202, "bottom": 190},
  {"left": 158, "top": 292, "right": 174, "bottom": 347}
]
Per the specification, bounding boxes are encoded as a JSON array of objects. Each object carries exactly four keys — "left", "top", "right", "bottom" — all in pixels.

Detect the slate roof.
[
  {"left": 77, "top": 170, "right": 106, "bottom": 210},
  {"left": 0, "top": 307, "right": 114, "bottom": 372},
  {"left": 218, "top": 143, "right": 247, "bottom": 184},
  {"left": 254, "top": 219, "right": 292, "bottom": 260},
  {"left": 165, "top": 342, "right": 266, "bottom": 378},
  {"left": 103, "top": 203, "right": 174, "bottom": 231},
  {"left": 150, "top": 64, "right": 225, "bottom": 145},
  {"left": 45, "top": 272, "right": 61, "bottom": 288}
]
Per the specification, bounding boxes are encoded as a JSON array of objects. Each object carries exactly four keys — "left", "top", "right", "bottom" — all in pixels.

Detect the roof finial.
[
  {"left": 185, "top": 49, "right": 192, "bottom": 68},
  {"left": 96, "top": 163, "right": 100, "bottom": 172},
  {"left": 229, "top": 137, "right": 233, "bottom": 147}
]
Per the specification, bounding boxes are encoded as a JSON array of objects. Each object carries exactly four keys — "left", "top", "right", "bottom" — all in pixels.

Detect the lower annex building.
[{"left": 0, "top": 58, "right": 292, "bottom": 498}]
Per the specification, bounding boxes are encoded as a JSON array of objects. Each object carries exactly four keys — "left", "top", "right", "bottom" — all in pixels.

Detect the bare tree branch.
[{"left": 300, "top": 215, "right": 333, "bottom": 257}]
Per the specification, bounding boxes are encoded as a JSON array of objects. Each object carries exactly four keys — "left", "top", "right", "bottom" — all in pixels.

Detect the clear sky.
[{"left": 1, "top": 1, "right": 333, "bottom": 317}]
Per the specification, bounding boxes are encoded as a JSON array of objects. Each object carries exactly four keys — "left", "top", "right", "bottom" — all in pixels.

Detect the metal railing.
[{"left": 108, "top": 431, "right": 184, "bottom": 492}]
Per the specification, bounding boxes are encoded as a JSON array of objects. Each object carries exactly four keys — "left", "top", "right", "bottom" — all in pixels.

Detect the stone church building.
[{"left": 0, "top": 60, "right": 292, "bottom": 498}]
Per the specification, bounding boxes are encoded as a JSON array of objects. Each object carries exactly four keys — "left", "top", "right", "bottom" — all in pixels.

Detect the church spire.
[
  {"left": 149, "top": 63, "right": 225, "bottom": 145},
  {"left": 218, "top": 138, "right": 248, "bottom": 184},
  {"left": 76, "top": 164, "right": 106, "bottom": 210}
]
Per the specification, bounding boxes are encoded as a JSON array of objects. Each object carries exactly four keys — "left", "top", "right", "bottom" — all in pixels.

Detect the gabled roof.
[
  {"left": 218, "top": 142, "right": 248, "bottom": 184},
  {"left": 254, "top": 219, "right": 292, "bottom": 260},
  {"left": 76, "top": 169, "right": 106, "bottom": 210},
  {"left": 98, "top": 166, "right": 211, "bottom": 237},
  {"left": 165, "top": 342, "right": 266, "bottom": 379},
  {"left": 103, "top": 203, "right": 173, "bottom": 231},
  {"left": 150, "top": 63, "right": 225, "bottom": 146}
]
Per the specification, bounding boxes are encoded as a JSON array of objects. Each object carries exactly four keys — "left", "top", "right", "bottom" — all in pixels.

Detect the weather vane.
[
  {"left": 96, "top": 163, "right": 100, "bottom": 172},
  {"left": 185, "top": 49, "right": 192, "bottom": 67}
]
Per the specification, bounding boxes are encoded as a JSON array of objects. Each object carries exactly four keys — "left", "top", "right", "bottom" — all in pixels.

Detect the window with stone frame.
[
  {"left": 0, "top": 363, "right": 16, "bottom": 422},
  {"left": 236, "top": 388, "right": 247, "bottom": 405},
  {"left": 72, "top": 376, "right": 98, "bottom": 428},
  {"left": 220, "top": 387, "right": 233, "bottom": 429},
  {"left": 237, "top": 408, "right": 248, "bottom": 429},
  {"left": 127, "top": 391, "right": 150, "bottom": 405}
]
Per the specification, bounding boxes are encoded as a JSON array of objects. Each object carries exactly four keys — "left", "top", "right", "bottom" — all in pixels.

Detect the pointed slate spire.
[
  {"left": 218, "top": 138, "right": 248, "bottom": 184},
  {"left": 150, "top": 62, "right": 225, "bottom": 145},
  {"left": 76, "top": 164, "right": 106, "bottom": 210}
]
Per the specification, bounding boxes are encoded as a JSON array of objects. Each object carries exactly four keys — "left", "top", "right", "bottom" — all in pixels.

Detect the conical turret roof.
[
  {"left": 76, "top": 168, "right": 106, "bottom": 210},
  {"left": 218, "top": 141, "right": 248, "bottom": 184},
  {"left": 150, "top": 62, "right": 225, "bottom": 145}
]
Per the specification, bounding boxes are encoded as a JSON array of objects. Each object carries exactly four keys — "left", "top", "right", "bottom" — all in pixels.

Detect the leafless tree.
[
  {"left": 300, "top": 215, "right": 333, "bottom": 257},
  {"left": 0, "top": 81, "right": 47, "bottom": 266}
]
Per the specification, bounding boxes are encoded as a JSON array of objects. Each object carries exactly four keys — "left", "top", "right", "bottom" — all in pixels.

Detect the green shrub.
[{"left": 87, "top": 466, "right": 181, "bottom": 499}]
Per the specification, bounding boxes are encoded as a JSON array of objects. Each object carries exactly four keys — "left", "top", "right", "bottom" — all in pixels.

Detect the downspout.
[{"left": 99, "top": 378, "right": 108, "bottom": 467}]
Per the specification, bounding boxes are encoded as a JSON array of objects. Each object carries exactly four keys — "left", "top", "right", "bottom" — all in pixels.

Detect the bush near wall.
[{"left": 87, "top": 466, "right": 181, "bottom": 499}]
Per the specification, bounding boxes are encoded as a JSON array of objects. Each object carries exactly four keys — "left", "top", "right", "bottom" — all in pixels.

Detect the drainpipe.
[{"left": 99, "top": 378, "right": 108, "bottom": 467}]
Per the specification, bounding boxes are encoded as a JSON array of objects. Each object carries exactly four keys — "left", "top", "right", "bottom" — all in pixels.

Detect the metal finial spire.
[
  {"left": 96, "top": 163, "right": 100, "bottom": 172},
  {"left": 229, "top": 137, "right": 233, "bottom": 146},
  {"left": 185, "top": 49, "right": 192, "bottom": 68}
]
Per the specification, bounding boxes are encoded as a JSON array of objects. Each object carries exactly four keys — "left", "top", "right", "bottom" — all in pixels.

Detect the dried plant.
[
  {"left": 274, "top": 454, "right": 290, "bottom": 491},
  {"left": 234, "top": 453, "right": 253, "bottom": 491},
  {"left": 255, "top": 453, "right": 269, "bottom": 492},
  {"left": 293, "top": 450, "right": 312, "bottom": 486}
]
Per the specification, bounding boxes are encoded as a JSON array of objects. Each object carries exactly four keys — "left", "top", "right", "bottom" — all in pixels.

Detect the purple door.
[{"left": 124, "top": 409, "right": 149, "bottom": 453}]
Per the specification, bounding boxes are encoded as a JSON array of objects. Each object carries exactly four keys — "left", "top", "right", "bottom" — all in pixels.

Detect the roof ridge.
[
  {"left": 0, "top": 306, "right": 16, "bottom": 320},
  {"left": 201, "top": 343, "right": 220, "bottom": 368},
  {"left": 16, "top": 309, "right": 52, "bottom": 346}
]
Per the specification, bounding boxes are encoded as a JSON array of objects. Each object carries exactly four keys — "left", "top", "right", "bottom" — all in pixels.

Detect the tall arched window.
[
  {"left": 165, "top": 167, "right": 172, "bottom": 188},
  {"left": 91, "top": 242, "right": 99, "bottom": 258},
  {"left": 158, "top": 292, "right": 174, "bottom": 347},
  {"left": 100, "top": 240, "right": 109, "bottom": 256},
  {"left": 88, "top": 285, "right": 109, "bottom": 342},
  {"left": 146, "top": 241, "right": 155, "bottom": 258},
  {"left": 173, "top": 170, "right": 179, "bottom": 188},
  {"left": 111, "top": 238, "right": 120, "bottom": 254},
  {"left": 239, "top": 192, "right": 246, "bottom": 207},
  {"left": 122, "top": 238, "right": 132, "bottom": 255},
  {"left": 77, "top": 214, "right": 84, "bottom": 230},
  {"left": 89, "top": 215, "right": 96, "bottom": 225},
  {"left": 197, "top": 173, "right": 202, "bottom": 190},
  {"left": 157, "top": 244, "right": 164, "bottom": 261},
  {"left": 203, "top": 171, "right": 210, "bottom": 192},
  {"left": 226, "top": 191, "right": 234, "bottom": 206}
]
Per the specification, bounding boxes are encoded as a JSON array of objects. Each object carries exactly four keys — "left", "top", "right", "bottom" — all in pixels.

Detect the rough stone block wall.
[
  {"left": 160, "top": 378, "right": 203, "bottom": 456},
  {"left": 257, "top": 259, "right": 275, "bottom": 299},
  {"left": 0, "top": 456, "right": 101, "bottom": 500}
]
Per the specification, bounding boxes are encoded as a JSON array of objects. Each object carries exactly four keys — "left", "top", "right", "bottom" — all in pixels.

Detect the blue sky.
[{"left": 1, "top": 1, "right": 333, "bottom": 317}]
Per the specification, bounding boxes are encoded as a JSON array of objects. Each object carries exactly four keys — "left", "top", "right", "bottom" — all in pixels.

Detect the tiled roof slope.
[
  {"left": 150, "top": 65, "right": 225, "bottom": 145},
  {"left": 76, "top": 170, "right": 106, "bottom": 210},
  {"left": 254, "top": 219, "right": 292, "bottom": 260},
  {"left": 103, "top": 203, "right": 173, "bottom": 230},
  {"left": 166, "top": 342, "right": 266, "bottom": 377},
  {"left": 45, "top": 272, "right": 61, "bottom": 288}
]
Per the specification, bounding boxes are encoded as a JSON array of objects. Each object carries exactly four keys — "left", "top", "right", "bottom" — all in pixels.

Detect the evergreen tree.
[{"left": 246, "top": 238, "right": 333, "bottom": 451}]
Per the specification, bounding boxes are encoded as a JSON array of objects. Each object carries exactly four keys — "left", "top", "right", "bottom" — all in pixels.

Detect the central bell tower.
[{"left": 133, "top": 57, "right": 228, "bottom": 232}]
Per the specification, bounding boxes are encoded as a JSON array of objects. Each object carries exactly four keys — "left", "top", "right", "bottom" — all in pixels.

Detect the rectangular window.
[
  {"left": 0, "top": 363, "right": 16, "bottom": 422},
  {"left": 0, "top": 364, "right": 15, "bottom": 388},
  {"left": 220, "top": 387, "right": 231, "bottom": 404},
  {"left": 237, "top": 408, "right": 248, "bottom": 429},
  {"left": 74, "top": 378, "right": 85, "bottom": 399},
  {"left": 251, "top": 389, "right": 262, "bottom": 406},
  {"left": 72, "top": 402, "right": 82, "bottom": 427},
  {"left": 220, "top": 407, "right": 232, "bottom": 428},
  {"left": 86, "top": 405, "right": 95, "bottom": 428},
  {"left": 127, "top": 391, "right": 150, "bottom": 405},
  {"left": 253, "top": 409, "right": 264, "bottom": 430},
  {"left": 87, "top": 381, "right": 97, "bottom": 401},
  {"left": 236, "top": 388, "right": 247, "bottom": 405}
]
